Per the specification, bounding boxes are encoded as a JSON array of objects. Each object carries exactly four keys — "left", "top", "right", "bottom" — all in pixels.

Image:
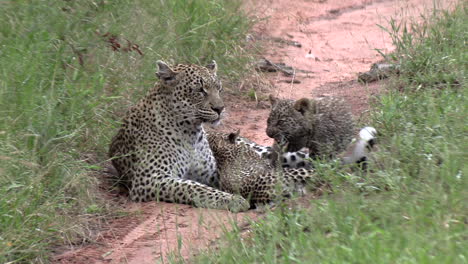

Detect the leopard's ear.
[
  {"left": 227, "top": 129, "right": 240, "bottom": 144},
  {"left": 293, "top": 98, "right": 313, "bottom": 115},
  {"left": 205, "top": 60, "right": 218, "bottom": 75},
  {"left": 156, "top": 60, "right": 178, "bottom": 86},
  {"left": 269, "top": 95, "right": 279, "bottom": 107}
]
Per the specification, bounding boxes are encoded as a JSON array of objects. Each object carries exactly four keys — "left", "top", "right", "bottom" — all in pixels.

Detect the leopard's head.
[
  {"left": 207, "top": 131, "right": 239, "bottom": 163},
  {"left": 266, "top": 95, "right": 314, "bottom": 151},
  {"left": 207, "top": 131, "right": 257, "bottom": 166},
  {"left": 156, "top": 60, "right": 224, "bottom": 125}
]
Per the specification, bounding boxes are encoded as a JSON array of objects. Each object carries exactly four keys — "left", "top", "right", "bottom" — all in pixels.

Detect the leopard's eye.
[
  {"left": 199, "top": 79, "right": 208, "bottom": 95},
  {"left": 200, "top": 87, "right": 208, "bottom": 96}
]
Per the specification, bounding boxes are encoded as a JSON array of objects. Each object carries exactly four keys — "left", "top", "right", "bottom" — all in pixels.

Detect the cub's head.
[
  {"left": 207, "top": 130, "right": 258, "bottom": 166},
  {"left": 207, "top": 131, "right": 240, "bottom": 165},
  {"left": 266, "top": 95, "right": 314, "bottom": 151},
  {"left": 156, "top": 60, "right": 224, "bottom": 125}
]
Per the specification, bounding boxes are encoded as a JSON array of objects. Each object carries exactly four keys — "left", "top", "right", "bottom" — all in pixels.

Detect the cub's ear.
[
  {"left": 227, "top": 129, "right": 241, "bottom": 144},
  {"left": 268, "top": 95, "right": 279, "bottom": 107},
  {"left": 293, "top": 98, "right": 312, "bottom": 114},
  {"left": 156, "top": 60, "right": 177, "bottom": 86},
  {"left": 205, "top": 60, "right": 218, "bottom": 75}
]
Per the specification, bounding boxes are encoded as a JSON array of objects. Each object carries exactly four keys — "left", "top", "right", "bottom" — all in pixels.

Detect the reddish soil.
[
  {"left": 54, "top": 200, "right": 259, "bottom": 264},
  {"left": 54, "top": 0, "right": 456, "bottom": 263},
  {"left": 223, "top": 0, "right": 455, "bottom": 144}
]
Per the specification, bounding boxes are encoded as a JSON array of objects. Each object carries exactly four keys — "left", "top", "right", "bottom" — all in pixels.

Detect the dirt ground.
[{"left": 53, "top": 0, "right": 455, "bottom": 263}]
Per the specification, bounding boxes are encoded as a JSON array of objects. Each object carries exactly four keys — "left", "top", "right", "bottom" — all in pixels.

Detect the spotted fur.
[
  {"left": 233, "top": 135, "right": 312, "bottom": 169},
  {"left": 267, "top": 95, "right": 355, "bottom": 158},
  {"left": 109, "top": 61, "right": 249, "bottom": 212},
  {"left": 207, "top": 131, "right": 321, "bottom": 205},
  {"left": 339, "top": 126, "right": 377, "bottom": 169}
]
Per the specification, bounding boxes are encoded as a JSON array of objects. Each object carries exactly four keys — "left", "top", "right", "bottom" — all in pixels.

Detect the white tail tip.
[{"left": 359, "top": 127, "right": 377, "bottom": 142}]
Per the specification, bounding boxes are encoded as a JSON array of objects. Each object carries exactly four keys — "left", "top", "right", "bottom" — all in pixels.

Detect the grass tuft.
[
  {"left": 195, "top": 2, "right": 467, "bottom": 263},
  {"left": 0, "top": 0, "right": 252, "bottom": 262}
]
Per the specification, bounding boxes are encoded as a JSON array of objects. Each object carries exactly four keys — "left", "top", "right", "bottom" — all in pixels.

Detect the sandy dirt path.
[
  {"left": 54, "top": 200, "right": 259, "bottom": 263},
  {"left": 222, "top": 0, "right": 454, "bottom": 145},
  {"left": 54, "top": 0, "right": 455, "bottom": 263}
]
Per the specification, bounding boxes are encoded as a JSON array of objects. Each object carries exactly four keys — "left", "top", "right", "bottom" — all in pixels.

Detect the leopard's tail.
[{"left": 339, "top": 126, "right": 377, "bottom": 165}]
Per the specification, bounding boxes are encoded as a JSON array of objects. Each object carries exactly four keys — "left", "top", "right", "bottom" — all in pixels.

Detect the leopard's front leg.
[{"left": 130, "top": 175, "right": 250, "bottom": 212}]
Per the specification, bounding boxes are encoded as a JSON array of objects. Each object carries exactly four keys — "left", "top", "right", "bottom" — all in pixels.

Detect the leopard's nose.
[
  {"left": 211, "top": 106, "right": 224, "bottom": 115},
  {"left": 266, "top": 127, "right": 276, "bottom": 138}
]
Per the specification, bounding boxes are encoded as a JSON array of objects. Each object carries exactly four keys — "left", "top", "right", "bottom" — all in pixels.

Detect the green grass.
[
  {"left": 195, "top": 3, "right": 467, "bottom": 264},
  {"left": 0, "top": 0, "right": 252, "bottom": 262}
]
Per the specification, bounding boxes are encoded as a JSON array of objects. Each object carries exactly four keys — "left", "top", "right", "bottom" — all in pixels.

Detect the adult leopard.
[{"left": 109, "top": 61, "right": 249, "bottom": 212}]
